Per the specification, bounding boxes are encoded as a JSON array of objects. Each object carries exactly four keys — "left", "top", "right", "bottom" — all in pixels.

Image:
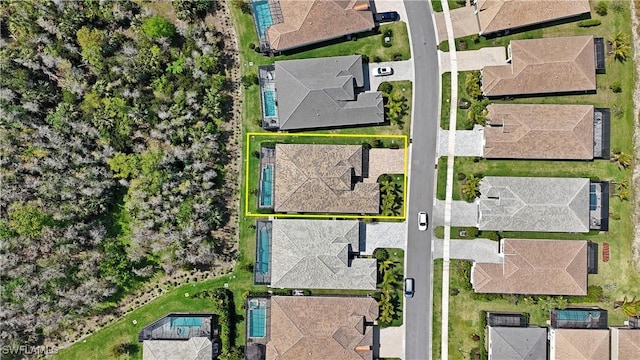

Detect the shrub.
[
  {"left": 463, "top": 227, "right": 479, "bottom": 238},
  {"left": 378, "top": 82, "right": 393, "bottom": 94},
  {"left": 456, "top": 172, "right": 467, "bottom": 181},
  {"left": 450, "top": 288, "right": 460, "bottom": 296},
  {"left": 142, "top": 16, "right": 176, "bottom": 39},
  {"left": 382, "top": 37, "right": 393, "bottom": 48},
  {"left": 373, "top": 55, "right": 382, "bottom": 63},
  {"left": 595, "top": 1, "right": 608, "bottom": 16},
  {"left": 610, "top": 81, "right": 622, "bottom": 93},
  {"left": 241, "top": 74, "right": 258, "bottom": 89},
  {"left": 374, "top": 248, "right": 390, "bottom": 261},
  {"left": 577, "top": 19, "right": 601, "bottom": 27},
  {"left": 481, "top": 231, "right": 500, "bottom": 241},
  {"left": 232, "top": 0, "right": 251, "bottom": 13},
  {"left": 471, "top": 34, "right": 480, "bottom": 44},
  {"left": 465, "top": 71, "right": 482, "bottom": 99},
  {"left": 458, "top": 98, "right": 471, "bottom": 109},
  {"left": 384, "top": 29, "right": 393, "bottom": 37},
  {"left": 248, "top": 43, "right": 256, "bottom": 50}
]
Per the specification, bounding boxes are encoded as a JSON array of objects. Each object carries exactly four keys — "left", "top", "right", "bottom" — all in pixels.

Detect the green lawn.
[
  {"left": 431, "top": 259, "right": 443, "bottom": 360},
  {"left": 432, "top": 257, "right": 636, "bottom": 359},
  {"left": 431, "top": 0, "right": 467, "bottom": 13},
  {"left": 55, "top": 271, "right": 259, "bottom": 360},
  {"left": 440, "top": 72, "right": 471, "bottom": 130}
]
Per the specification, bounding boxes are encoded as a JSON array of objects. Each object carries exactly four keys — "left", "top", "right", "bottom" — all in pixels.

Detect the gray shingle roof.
[
  {"left": 270, "top": 220, "right": 376, "bottom": 290},
  {"left": 274, "top": 55, "right": 384, "bottom": 130},
  {"left": 488, "top": 327, "right": 547, "bottom": 360},
  {"left": 478, "top": 177, "right": 590, "bottom": 232}
]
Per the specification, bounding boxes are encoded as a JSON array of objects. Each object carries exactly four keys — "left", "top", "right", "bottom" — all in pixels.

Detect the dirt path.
[{"left": 630, "top": 0, "right": 640, "bottom": 271}]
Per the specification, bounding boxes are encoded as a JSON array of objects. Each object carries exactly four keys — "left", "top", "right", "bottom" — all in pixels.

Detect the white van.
[{"left": 404, "top": 278, "right": 415, "bottom": 298}]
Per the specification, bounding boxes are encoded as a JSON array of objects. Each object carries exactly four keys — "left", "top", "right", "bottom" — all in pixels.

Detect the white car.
[
  {"left": 418, "top": 211, "right": 428, "bottom": 231},
  {"left": 373, "top": 66, "right": 393, "bottom": 76}
]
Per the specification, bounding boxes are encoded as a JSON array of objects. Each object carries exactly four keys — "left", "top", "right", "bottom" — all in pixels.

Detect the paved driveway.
[
  {"left": 365, "top": 148, "right": 406, "bottom": 183},
  {"left": 433, "top": 239, "right": 502, "bottom": 263},
  {"left": 438, "top": 125, "right": 484, "bottom": 157},
  {"left": 373, "top": 0, "right": 408, "bottom": 23},
  {"left": 368, "top": 60, "right": 414, "bottom": 91},
  {"left": 433, "top": 199, "right": 478, "bottom": 227},
  {"left": 434, "top": 5, "right": 479, "bottom": 42},
  {"left": 378, "top": 325, "right": 405, "bottom": 358},
  {"left": 362, "top": 222, "right": 407, "bottom": 255},
  {"left": 439, "top": 47, "right": 507, "bottom": 72}
]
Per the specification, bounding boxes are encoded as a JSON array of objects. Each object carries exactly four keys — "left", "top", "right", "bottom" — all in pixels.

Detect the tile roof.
[
  {"left": 611, "top": 328, "right": 640, "bottom": 360},
  {"left": 552, "top": 329, "right": 610, "bottom": 360},
  {"left": 483, "top": 104, "right": 594, "bottom": 159},
  {"left": 143, "top": 338, "right": 212, "bottom": 360},
  {"left": 488, "top": 326, "right": 547, "bottom": 360},
  {"left": 274, "top": 144, "right": 379, "bottom": 214},
  {"left": 270, "top": 220, "right": 376, "bottom": 289},
  {"left": 482, "top": 36, "right": 596, "bottom": 97},
  {"left": 476, "top": 0, "right": 591, "bottom": 35},
  {"left": 273, "top": 55, "right": 384, "bottom": 130},
  {"left": 472, "top": 239, "right": 588, "bottom": 295},
  {"left": 478, "top": 176, "right": 590, "bottom": 232},
  {"left": 266, "top": 0, "right": 375, "bottom": 52},
  {"left": 266, "top": 296, "right": 378, "bottom": 360}
]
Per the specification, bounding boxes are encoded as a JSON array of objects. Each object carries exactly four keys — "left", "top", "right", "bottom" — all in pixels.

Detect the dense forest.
[{"left": 0, "top": 0, "right": 236, "bottom": 348}]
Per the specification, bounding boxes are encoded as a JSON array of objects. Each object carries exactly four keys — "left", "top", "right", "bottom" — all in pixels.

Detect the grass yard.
[
  {"left": 432, "top": 256, "right": 636, "bottom": 359},
  {"left": 431, "top": 0, "right": 467, "bottom": 13},
  {"left": 440, "top": 72, "right": 471, "bottom": 130},
  {"left": 431, "top": 259, "right": 443, "bottom": 360},
  {"left": 55, "top": 270, "right": 259, "bottom": 360}
]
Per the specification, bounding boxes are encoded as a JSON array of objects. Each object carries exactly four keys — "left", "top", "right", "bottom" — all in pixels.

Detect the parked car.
[
  {"left": 373, "top": 66, "right": 393, "bottom": 77},
  {"left": 404, "top": 278, "right": 415, "bottom": 298},
  {"left": 418, "top": 211, "right": 428, "bottom": 231},
  {"left": 375, "top": 11, "right": 400, "bottom": 23}
]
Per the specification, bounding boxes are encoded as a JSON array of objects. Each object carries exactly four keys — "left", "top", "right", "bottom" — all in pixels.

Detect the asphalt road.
[{"left": 403, "top": 1, "right": 440, "bottom": 359}]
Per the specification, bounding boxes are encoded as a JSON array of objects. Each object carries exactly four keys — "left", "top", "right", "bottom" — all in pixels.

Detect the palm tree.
[
  {"left": 461, "top": 174, "right": 481, "bottom": 202},
  {"left": 378, "top": 259, "right": 395, "bottom": 273},
  {"left": 619, "top": 296, "right": 640, "bottom": 317},
  {"left": 617, "top": 188, "right": 629, "bottom": 201},
  {"left": 612, "top": 151, "right": 632, "bottom": 169},
  {"left": 610, "top": 32, "right": 630, "bottom": 62}
]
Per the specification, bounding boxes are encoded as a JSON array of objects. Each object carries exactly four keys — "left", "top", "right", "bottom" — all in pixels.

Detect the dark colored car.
[{"left": 375, "top": 11, "right": 400, "bottom": 23}]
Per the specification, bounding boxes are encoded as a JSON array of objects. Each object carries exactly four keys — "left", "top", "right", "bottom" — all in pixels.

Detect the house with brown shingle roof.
[
  {"left": 474, "top": 0, "right": 591, "bottom": 36},
  {"left": 254, "top": 0, "right": 375, "bottom": 53},
  {"left": 481, "top": 36, "right": 598, "bottom": 97},
  {"left": 272, "top": 144, "right": 379, "bottom": 214},
  {"left": 611, "top": 326, "right": 640, "bottom": 360},
  {"left": 483, "top": 104, "right": 595, "bottom": 160},
  {"left": 549, "top": 328, "right": 610, "bottom": 360},
  {"left": 471, "top": 239, "right": 590, "bottom": 295},
  {"left": 245, "top": 296, "right": 378, "bottom": 360}
]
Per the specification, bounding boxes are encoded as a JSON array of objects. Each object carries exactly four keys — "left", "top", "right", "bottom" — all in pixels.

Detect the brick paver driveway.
[{"left": 366, "top": 148, "right": 406, "bottom": 183}]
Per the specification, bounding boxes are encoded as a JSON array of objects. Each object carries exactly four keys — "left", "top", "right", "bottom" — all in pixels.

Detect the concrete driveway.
[
  {"left": 378, "top": 325, "right": 405, "bottom": 358},
  {"left": 438, "top": 125, "right": 484, "bottom": 157},
  {"left": 434, "top": 5, "right": 479, "bottom": 42},
  {"left": 368, "top": 60, "right": 414, "bottom": 91},
  {"left": 433, "top": 199, "right": 478, "bottom": 228},
  {"left": 365, "top": 148, "right": 406, "bottom": 183},
  {"left": 362, "top": 222, "right": 407, "bottom": 255},
  {"left": 433, "top": 239, "right": 503, "bottom": 263},
  {"left": 439, "top": 47, "right": 507, "bottom": 72},
  {"left": 373, "top": 0, "right": 408, "bottom": 23}
]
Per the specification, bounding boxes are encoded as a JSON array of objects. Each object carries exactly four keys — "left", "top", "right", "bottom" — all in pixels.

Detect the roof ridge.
[
  {"left": 568, "top": 106, "right": 593, "bottom": 157},
  {"left": 565, "top": 180, "right": 590, "bottom": 231},
  {"left": 278, "top": 65, "right": 312, "bottom": 127},
  {"left": 563, "top": 241, "right": 587, "bottom": 291}
]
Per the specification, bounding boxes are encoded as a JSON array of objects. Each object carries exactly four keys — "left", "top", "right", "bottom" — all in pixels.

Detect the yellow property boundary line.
[{"left": 244, "top": 132, "right": 409, "bottom": 220}]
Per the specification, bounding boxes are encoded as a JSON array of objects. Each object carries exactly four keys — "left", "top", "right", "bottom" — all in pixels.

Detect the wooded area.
[{"left": 0, "top": 0, "right": 236, "bottom": 348}]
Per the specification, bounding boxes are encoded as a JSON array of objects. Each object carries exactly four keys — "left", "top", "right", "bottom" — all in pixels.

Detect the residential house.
[
  {"left": 473, "top": 0, "right": 591, "bottom": 36},
  {"left": 481, "top": 36, "right": 603, "bottom": 97},
  {"left": 259, "top": 55, "right": 384, "bottom": 130},
  {"left": 251, "top": 0, "right": 375, "bottom": 54},
  {"left": 487, "top": 325, "right": 547, "bottom": 360},
  {"left": 478, "top": 176, "right": 608, "bottom": 232},
  {"left": 611, "top": 319, "right": 640, "bottom": 360},
  {"left": 270, "top": 144, "right": 379, "bottom": 214},
  {"left": 549, "top": 308, "right": 609, "bottom": 360},
  {"left": 253, "top": 219, "right": 376, "bottom": 290},
  {"left": 483, "top": 104, "right": 611, "bottom": 160},
  {"left": 471, "top": 239, "right": 596, "bottom": 296},
  {"left": 244, "top": 296, "right": 378, "bottom": 360},
  {"left": 138, "top": 313, "right": 219, "bottom": 360}
]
